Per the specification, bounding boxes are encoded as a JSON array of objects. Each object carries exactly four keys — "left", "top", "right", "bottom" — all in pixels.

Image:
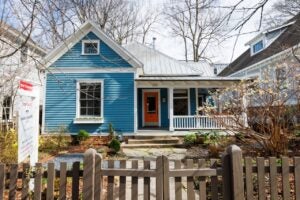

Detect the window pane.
[
  {"left": 79, "top": 82, "right": 102, "bottom": 117},
  {"left": 253, "top": 40, "right": 263, "bottom": 53},
  {"left": 174, "top": 99, "right": 188, "bottom": 115},
  {"left": 147, "top": 96, "right": 156, "bottom": 113},
  {"left": 174, "top": 89, "right": 188, "bottom": 98},
  {"left": 84, "top": 42, "right": 98, "bottom": 54}
]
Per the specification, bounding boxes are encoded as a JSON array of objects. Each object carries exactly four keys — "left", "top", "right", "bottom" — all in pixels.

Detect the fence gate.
[{"left": 82, "top": 146, "right": 242, "bottom": 200}]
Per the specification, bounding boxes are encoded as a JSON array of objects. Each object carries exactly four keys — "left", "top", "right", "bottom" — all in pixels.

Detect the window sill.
[{"left": 73, "top": 117, "right": 104, "bottom": 124}]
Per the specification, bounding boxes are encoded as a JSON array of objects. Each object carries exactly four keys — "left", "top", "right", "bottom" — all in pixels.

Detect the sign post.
[{"left": 17, "top": 80, "right": 40, "bottom": 165}]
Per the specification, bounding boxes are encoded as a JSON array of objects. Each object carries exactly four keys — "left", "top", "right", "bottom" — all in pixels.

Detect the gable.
[{"left": 51, "top": 32, "right": 132, "bottom": 68}]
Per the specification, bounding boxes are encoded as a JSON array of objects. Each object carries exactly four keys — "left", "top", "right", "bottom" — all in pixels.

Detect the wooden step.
[
  {"left": 133, "top": 135, "right": 176, "bottom": 139},
  {"left": 127, "top": 138, "right": 180, "bottom": 144}
]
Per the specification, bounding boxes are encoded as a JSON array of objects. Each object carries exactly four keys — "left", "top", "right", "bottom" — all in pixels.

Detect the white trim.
[
  {"left": 142, "top": 89, "right": 161, "bottom": 127},
  {"left": 133, "top": 72, "right": 138, "bottom": 133},
  {"left": 81, "top": 40, "right": 100, "bottom": 55},
  {"left": 75, "top": 79, "right": 104, "bottom": 121},
  {"left": 168, "top": 88, "right": 174, "bottom": 131},
  {"left": 49, "top": 67, "right": 136, "bottom": 73},
  {"left": 43, "top": 21, "right": 143, "bottom": 69},
  {"left": 42, "top": 71, "right": 47, "bottom": 133},
  {"left": 251, "top": 39, "right": 265, "bottom": 56}
]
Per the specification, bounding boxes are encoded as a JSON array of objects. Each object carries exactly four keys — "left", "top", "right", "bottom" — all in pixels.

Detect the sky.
[{"left": 138, "top": 0, "right": 277, "bottom": 64}]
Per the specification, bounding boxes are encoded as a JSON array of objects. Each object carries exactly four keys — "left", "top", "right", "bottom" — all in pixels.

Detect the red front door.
[{"left": 144, "top": 91, "right": 159, "bottom": 126}]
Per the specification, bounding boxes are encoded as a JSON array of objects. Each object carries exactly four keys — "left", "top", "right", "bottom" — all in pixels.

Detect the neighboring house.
[
  {"left": 0, "top": 21, "right": 46, "bottom": 123},
  {"left": 43, "top": 21, "right": 241, "bottom": 135},
  {"left": 219, "top": 14, "right": 300, "bottom": 79}
]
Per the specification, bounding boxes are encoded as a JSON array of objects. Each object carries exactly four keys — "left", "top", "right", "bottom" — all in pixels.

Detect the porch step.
[
  {"left": 127, "top": 138, "right": 180, "bottom": 144},
  {"left": 121, "top": 143, "right": 185, "bottom": 148}
]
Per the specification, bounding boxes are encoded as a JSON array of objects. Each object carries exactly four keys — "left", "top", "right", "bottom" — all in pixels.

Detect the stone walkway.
[{"left": 122, "top": 148, "right": 187, "bottom": 160}]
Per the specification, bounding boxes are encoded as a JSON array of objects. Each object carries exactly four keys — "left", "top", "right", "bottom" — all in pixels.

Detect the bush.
[
  {"left": 0, "top": 129, "right": 18, "bottom": 163},
  {"left": 78, "top": 130, "right": 89, "bottom": 141},
  {"left": 183, "top": 133, "right": 197, "bottom": 146},
  {"left": 108, "top": 138, "right": 121, "bottom": 152}
]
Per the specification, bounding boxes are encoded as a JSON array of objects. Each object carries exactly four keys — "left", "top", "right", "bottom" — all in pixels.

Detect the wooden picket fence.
[{"left": 0, "top": 145, "right": 300, "bottom": 200}]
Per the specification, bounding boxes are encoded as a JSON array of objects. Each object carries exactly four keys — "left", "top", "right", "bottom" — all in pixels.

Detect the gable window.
[
  {"left": 173, "top": 89, "right": 189, "bottom": 115},
  {"left": 75, "top": 80, "right": 104, "bottom": 123},
  {"left": 252, "top": 40, "right": 264, "bottom": 54},
  {"left": 82, "top": 40, "right": 100, "bottom": 55}
]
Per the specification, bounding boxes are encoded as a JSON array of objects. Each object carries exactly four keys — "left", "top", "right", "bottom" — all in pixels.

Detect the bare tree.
[{"left": 164, "top": 0, "right": 224, "bottom": 62}]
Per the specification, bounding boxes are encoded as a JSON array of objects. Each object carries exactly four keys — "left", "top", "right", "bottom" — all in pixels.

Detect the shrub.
[
  {"left": 0, "top": 129, "right": 18, "bottom": 163},
  {"left": 108, "top": 138, "right": 121, "bottom": 152},
  {"left": 108, "top": 123, "right": 115, "bottom": 138},
  {"left": 183, "top": 133, "right": 197, "bottom": 146},
  {"left": 78, "top": 130, "right": 89, "bottom": 141}
]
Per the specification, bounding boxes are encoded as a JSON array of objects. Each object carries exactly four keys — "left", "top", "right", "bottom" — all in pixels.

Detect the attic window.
[
  {"left": 82, "top": 40, "right": 99, "bottom": 55},
  {"left": 252, "top": 40, "right": 264, "bottom": 54}
]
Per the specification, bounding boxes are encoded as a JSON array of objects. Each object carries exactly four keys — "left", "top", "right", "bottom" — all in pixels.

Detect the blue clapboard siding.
[
  {"left": 45, "top": 73, "right": 134, "bottom": 134},
  {"left": 137, "top": 88, "right": 169, "bottom": 129},
  {"left": 52, "top": 32, "right": 132, "bottom": 68}
]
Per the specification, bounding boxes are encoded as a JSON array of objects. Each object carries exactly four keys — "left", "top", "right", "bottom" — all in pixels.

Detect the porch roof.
[{"left": 135, "top": 76, "right": 244, "bottom": 88}]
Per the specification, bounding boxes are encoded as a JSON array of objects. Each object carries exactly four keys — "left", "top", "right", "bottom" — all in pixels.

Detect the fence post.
[
  {"left": 83, "top": 148, "right": 96, "bottom": 200},
  {"left": 225, "top": 145, "right": 245, "bottom": 200}
]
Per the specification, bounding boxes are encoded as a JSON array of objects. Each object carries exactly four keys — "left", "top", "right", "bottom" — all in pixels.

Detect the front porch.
[{"left": 136, "top": 86, "right": 235, "bottom": 132}]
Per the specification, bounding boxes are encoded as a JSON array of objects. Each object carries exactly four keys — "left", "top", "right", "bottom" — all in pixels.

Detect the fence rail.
[
  {"left": 0, "top": 145, "right": 300, "bottom": 199},
  {"left": 173, "top": 115, "right": 235, "bottom": 130}
]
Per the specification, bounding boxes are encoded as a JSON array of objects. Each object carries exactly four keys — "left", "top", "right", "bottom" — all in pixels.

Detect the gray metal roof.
[
  {"left": 179, "top": 60, "right": 216, "bottom": 77},
  {"left": 124, "top": 43, "right": 201, "bottom": 76},
  {"left": 136, "top": 76, "right": 242, "bottom": 81}
]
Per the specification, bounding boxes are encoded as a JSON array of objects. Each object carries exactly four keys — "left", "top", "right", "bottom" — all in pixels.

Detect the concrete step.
[
  {"left": 121, "top": 143, "right": 185, "bottom": 148},
  {"left": 127, "top": 138, "right": 180, "bottom": 144},
  {"left": 133, "top": 135, "right": 176, "bottom": 139}
]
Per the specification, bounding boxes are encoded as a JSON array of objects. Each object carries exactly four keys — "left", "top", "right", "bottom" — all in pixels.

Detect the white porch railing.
[{"left": 173, "top": 115, "right": 234, "bottom": 130}]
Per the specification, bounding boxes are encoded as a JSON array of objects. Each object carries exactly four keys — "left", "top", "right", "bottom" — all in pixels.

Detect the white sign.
[{"left": 17, "top": 80, "right": 40, "bottom": 165}]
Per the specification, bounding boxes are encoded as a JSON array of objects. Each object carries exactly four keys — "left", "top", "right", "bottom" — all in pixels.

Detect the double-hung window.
[
  {"left": 173, "top": 89, "right": 189, "bottom": 115},
  {"left": 75, "top": 80, "right": 103, "bottom": 123}
]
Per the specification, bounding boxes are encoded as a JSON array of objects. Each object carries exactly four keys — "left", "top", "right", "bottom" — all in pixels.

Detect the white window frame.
[
  {"left": 74, "top": 79, "right": 104, "bottom": 124},
  {"left": 251, "top": 38, "right": 265, "bottom": 55},
  {"left": 82, "top": 40, "right": 100, "bottom": 55}
]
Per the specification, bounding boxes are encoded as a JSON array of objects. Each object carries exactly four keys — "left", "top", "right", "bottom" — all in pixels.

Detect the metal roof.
[
  {"left": 179, "top": 60, "right": 216, "bottom": 77},
  {"left": 124, "top": 42, "right": 201, "bottom": 76},
  {"left": 136, "top": 76, "right": 242, "bottom": 81}
]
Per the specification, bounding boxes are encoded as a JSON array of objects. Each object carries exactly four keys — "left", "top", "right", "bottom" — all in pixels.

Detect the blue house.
[{"left": 43, "top": 21, "right": 240, "bottom": 135}]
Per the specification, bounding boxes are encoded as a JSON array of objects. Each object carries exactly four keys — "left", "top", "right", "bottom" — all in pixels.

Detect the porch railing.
[{"left": 173, "top": 115, "right": 234, "bottom": 130}]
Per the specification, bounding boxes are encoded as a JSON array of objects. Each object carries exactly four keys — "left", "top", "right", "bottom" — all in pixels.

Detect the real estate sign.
[{"left": 17, "top": 80, "right": 40, "bottom": 165}]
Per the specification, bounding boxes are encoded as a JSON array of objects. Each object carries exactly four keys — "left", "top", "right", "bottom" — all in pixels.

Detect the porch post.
[
  {"left": 242, "top": 93, "right": 249, "bottom": 127},
  {"left": 169, "top": 88, "right": 174, "bottom": 131}
]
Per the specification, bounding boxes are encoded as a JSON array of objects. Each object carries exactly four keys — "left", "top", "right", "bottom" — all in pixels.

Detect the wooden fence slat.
[
  {"left": 9, "top": 164, "right": 18, "bottom": 200},
  {"left": 0, "top": 164, "right": 4, "bottom": 200},
  {"left": 83, "top": 149, "right": 95, "bottom": 200},
  {"left": 198, "top": 159, "right": 206, "bottom": 200},
  {"left": 210, "top": 159, "right": 218, "bottom": 200},
  {"left": 163, "top": 156, "right": 169, "bottom": 200},
  {"left": 269, "top": 157, "right": 278, "bottom": 200},
  {"left": 46, "top": 162, "right": 55, "bottom": 200},
  {"left": 257, "top": 157, "right": 265, "bottom": 200},
  {"left": 94, "top": 154, "right": 102, "bottom": 200},
  {"left": 156, "top": 156, "right": 163, "bottom": 200},
  {"left": 107, "top": 160, "right": 115, "bottom": 200},
  {"left": 72, "top": 162, "right": 80, "bottom": 200},
  {"left": 221, "top": 153, "right": 231, "bottom": 200},
  {"left": 144, "top": 160, "right": 150, "bottom": 200},
  {"left": 294, "top": 157, "right": 300, "bottom": 200},
  {"left": 282, "top": 157, "right": 290, "bottom": 200},
  {"left": 21, "top": 163, "right": 30, "bottom": 200},
  {"left": 186, "top": 159, "right": 195, "bottom": 200},
  {"left": 245, "top": 157, "right": 253, "bottom": 200},
  {"left": 34, "top": 163, "right": 43, "bottom": 200},
  {"left": 174, "top": 160, "right": 182, "bottom": 200},
  {"left": 132, "top": 160, "right": 138, "bottom": 200},
  {"left": 59, "top": 162, "right": 67, "bottom": 200},
  {"left": 119, "top": 160, "right": 126, "bottom": 200}
]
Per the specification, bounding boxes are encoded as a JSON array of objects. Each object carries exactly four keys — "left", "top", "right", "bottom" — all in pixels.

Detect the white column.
[
  {"left": 169, "top": 88, "right": 174, "bottom": 131},
  {"left": 134, "top": 81, "right": 138, "bottom": 133},
  {"left": 242, "top": 94, "right": 249, "bottom": 128}
]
